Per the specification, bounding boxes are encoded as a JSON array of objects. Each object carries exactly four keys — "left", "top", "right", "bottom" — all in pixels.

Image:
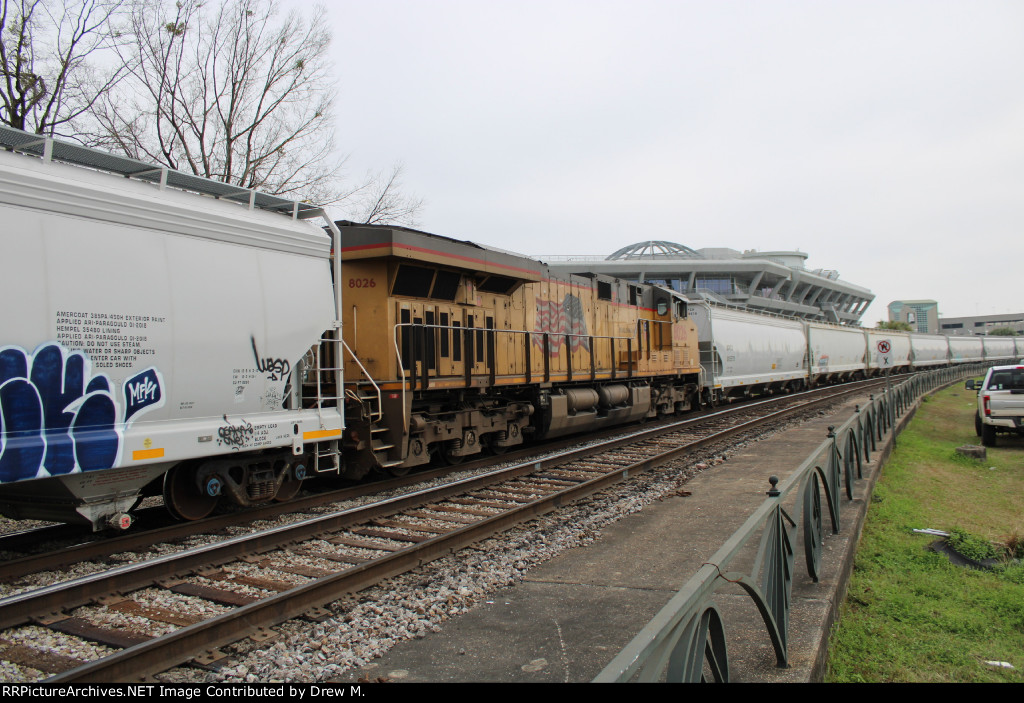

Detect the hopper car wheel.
[
  {"left": 274, "top": 460, "right": 305, "bottom": 501},
  {"left": 163, "top": 464, "right": 219, "bottom": 521},
  {"left": 274, "top": 476, "right": 303, "bottom": 502}
]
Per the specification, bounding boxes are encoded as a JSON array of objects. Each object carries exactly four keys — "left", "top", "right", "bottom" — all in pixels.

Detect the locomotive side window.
[
  {"left": 392, "top": 264, "right": 435, "bottom": 298},
  {"left": 629, "top": 286, "right": 640, "bottom": 306},
  {"left": 393, "top": 264, "right": 464, "bottom": 301},
  {"left": 477, "top": 275, "right": 517, "bottom": 295},
  {"left": 432, "top": 270, "right": 461, "bottom": 301},
  {"left": 597, "top": 281, "right": 612, "bottom": 301}
]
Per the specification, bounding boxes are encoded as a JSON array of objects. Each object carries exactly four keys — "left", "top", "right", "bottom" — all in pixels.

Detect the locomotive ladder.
[
  {"left": 364, "top": 396, "right": 405, "bottom": 470},
  {"left": 341, "top": 340, "right": 405, "bottom": 470}
]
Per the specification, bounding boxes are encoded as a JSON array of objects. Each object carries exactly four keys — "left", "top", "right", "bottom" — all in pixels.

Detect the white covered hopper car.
[
  {"left": 686, "top": 299, "right": 1008, "bottom": 404},
  {"left": 688, "top": 304, "right": 807, "bottom": 400},
  {"left": 0, "top": 127, "right": 345, "bottom": 529}
]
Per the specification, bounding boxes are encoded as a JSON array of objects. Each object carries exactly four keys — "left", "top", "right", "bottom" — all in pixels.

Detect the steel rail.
[
  {"left": 1, "top": 379, "right": 885, "bottom": 629},
  {"left": 0, "top": 378, "right": 888, "bottom": 581},
  {"left": 44, "top": 378, "right": 886, "bottom": 682}
]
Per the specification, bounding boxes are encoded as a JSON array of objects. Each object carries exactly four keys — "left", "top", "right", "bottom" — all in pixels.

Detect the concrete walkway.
[{"left": 338, "top": 392, "right": 905, "bottom": 683}]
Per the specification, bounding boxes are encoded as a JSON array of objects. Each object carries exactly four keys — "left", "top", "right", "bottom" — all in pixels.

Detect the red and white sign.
[{"left": 876, "top": 339, "right": 894, "bottom": 368}]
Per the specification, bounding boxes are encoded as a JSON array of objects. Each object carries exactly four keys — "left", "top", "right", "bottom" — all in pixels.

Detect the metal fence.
[{"left": 593, "top": 364, "right": 986, "bottom": 682}]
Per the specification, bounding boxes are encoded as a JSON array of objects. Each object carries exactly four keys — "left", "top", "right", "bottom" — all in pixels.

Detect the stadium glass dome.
[{"left": 606, "top": 241, "right": 704, "bottom": 261}]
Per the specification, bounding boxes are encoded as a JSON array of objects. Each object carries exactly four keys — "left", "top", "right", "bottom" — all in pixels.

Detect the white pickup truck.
[{"left": 966, "top": 365, "right": 1024, "bottom": 447}]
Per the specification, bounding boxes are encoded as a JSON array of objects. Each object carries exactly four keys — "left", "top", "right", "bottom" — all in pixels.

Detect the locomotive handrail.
[
  {"left": 391, "top": 323, "right": 636, "bottom": 386},
  {"left": 594, "top": 363, "right": 987, "bottom": 682},
  {"left": 340, "top": 339, "right": 383, "bottom": 423},
  {"left": 635, "top": 317, "right": 677, "bottom": 355},
  {"left": 390, "top": 322, "right": 639, "bottom": 437}
]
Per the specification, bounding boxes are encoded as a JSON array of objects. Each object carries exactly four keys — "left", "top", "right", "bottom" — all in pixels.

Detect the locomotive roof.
[{"left": 337, "top": 221, "right": 544, "bottom": 282}]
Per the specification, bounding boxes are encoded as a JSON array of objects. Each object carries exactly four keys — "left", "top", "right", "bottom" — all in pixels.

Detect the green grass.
[{"left": 826, "top": 382, "right": 1024, "bottom": 683}]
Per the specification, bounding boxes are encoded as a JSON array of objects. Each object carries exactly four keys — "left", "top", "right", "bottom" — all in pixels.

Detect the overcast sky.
[{"left": 327, "top": 0, "right": 1024, "bottom": 323}]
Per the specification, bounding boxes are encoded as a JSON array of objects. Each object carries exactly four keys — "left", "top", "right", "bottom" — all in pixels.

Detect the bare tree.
[
  {"left": 0, "top": 0, "right": 128, "bottom": 135},
  {"left": 351, "top": 162, "right": 424, "bottom": 227},
  {"left": 88, "top": 0, "right": 349, "bottom": 205}
]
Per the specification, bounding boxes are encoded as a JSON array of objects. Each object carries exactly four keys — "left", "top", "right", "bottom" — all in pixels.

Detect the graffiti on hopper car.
[
  {"left": 217, "top": 416, "right": 255, "bottom": 449},
  {"left": 0, "top": 343, "right": 118, "bottom": 481},
  {"left": 0, "top": 343, "right": 166, "bottom": 483},
  {"left": 124, "top": 368, "right": 164, "bottom": 422},
  {"left": 251, "top": 336, "right": 291, "bottom": 382}
]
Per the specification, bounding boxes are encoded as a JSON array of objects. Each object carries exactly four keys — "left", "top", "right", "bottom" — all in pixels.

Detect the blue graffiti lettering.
[
  {"left": 123, "top": 368, "right": 163, "bottom": 424},
  {"left": 0, "top": 344, "right": 121, "bottom": 482}
]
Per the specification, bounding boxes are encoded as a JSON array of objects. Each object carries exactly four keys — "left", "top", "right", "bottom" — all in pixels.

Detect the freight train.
[{"left": 0, "top": 128, "right": 1011, "bottom": 530}]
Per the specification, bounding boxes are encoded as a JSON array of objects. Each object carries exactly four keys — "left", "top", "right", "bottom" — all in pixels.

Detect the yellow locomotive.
[{"left": 334, "top": 223, "right": 702, "bottom": 479}]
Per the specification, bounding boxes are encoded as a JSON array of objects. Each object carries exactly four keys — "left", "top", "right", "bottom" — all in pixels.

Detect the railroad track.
[{"left": 0, "top": 378, "right": 888, "bottom": 682}]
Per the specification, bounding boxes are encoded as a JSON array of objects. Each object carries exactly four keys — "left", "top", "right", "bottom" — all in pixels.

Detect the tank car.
[
  {"left": 334, "top": 223, "right": 703, "bottom": 478},
  {"left": 0, "top": 127, "right": 344, "bottom": 529}
]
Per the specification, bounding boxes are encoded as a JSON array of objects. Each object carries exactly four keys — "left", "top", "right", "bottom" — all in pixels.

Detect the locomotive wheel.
[
  {"left": 163, "top": 464, "right": 218, "bottom": 521},
  {"left": 386, "top": 462, "right": 412, "bottom": 477},
  {"left": 485, "top": 436, "right": 508, "bottom": 455},
  {"left": 439, "top": 445, "right": 465, "bottom": 465}
]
